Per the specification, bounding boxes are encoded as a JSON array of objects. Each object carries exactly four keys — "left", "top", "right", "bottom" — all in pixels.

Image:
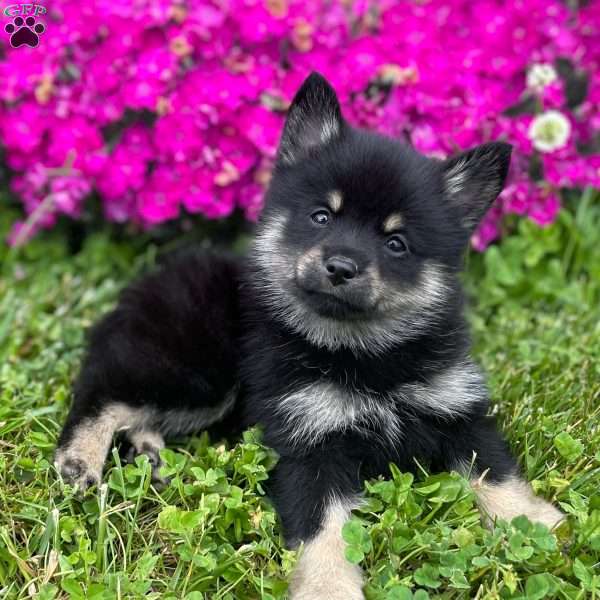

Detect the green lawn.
[{"left": 0, "top": 194, "right": 599, "bottom": 600}]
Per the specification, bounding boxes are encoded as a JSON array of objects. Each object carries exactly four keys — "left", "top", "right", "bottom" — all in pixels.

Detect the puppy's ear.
[
  {"left": 442, "top": 142, "right": 512, "bottom": 229},
  {"left": 277, "top": 72, "right": 344, "bottom": 165}
]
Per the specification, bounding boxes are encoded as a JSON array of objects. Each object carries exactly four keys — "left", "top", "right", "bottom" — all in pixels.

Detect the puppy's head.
[{"left": 251, "top": 72, "right": 511, "bottom": 354}]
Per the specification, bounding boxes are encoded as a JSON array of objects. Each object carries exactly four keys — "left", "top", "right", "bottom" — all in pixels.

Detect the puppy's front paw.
[
  {"left": 528, "top": 501, "right": 565, "bottom": 530},
  {"left": 55, "top": 453, "right": 101, "bottom": 491},
  {"left": 472, "top": 475, "right": 566, "bottom": 530},
  {"left": 289, "top": 576, "right": 364, "bottom": 600},
  {"left": 289, "top": 499, "right": 366, "bottom": 599},
  {"left": 289, "top": 544, "right": 365, "bottom": 600}
]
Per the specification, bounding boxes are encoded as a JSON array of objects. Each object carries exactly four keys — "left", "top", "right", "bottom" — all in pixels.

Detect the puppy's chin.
[{"left": 294, "top": 284, "right": 374, "bottom": 321}]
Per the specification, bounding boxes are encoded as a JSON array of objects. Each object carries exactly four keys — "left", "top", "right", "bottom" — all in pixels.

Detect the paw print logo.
[{"left": 5, "top": 16, "right": 45, "bottom": 48}]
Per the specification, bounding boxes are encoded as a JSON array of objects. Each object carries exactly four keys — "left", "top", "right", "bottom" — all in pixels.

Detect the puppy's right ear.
[
  {"left": 277, "top": 72, "right": 344, "bottom": 166},
  {"left": 442, "top": 142, "right": 512, "bottom": 231}
]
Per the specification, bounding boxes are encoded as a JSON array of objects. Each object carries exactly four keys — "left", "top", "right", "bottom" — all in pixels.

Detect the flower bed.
[{"left": 1, "top": 0, "right": 599, "bottom": 248}]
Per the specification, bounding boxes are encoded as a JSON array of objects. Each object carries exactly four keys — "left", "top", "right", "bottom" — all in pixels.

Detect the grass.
[{"left": 0, "top": 193, "right": 599, "bottom": 599}]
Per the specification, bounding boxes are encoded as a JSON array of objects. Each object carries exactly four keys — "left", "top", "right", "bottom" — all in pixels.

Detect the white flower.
[
  {"left": 528, "top": 110, "right": 571, "bottom": 153},
  {"left": 526, "top": 63, "right": 558, "bottom": 91}
]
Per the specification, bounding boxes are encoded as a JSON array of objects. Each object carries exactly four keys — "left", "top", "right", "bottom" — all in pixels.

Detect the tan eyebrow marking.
[
  {"left": 328, "top": 190, "right": 343, "bottom": 213},
  {"left": 383, "top": 212, "right": 404, "bottom": 233}
]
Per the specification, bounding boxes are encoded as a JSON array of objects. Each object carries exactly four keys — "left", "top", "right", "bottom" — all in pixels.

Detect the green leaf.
[
  {"left": 414, "top": 482, "right": 441, "bottom": 496},
  {"left": 430, "top": 478, "right": 463, "bottom": 503},
  {"left": 157, "top": 506, "right": 206, "bottom": 534},
  {"left": 344, "top": 545, "right": 364, "bottom": 564},
  {"left": 511, "top": 515, "right": 533, "bottom": 534},
  {"left": 366, "top": 479, "right": 396, "bottom": 503},
  {"left": 61, "top": 578, "right": 84, "bottom": 599},
  {"left": 553, "top": 432, "right": 584, "bottom": 462},
  {"left": 342, "top": 520, "right": 364, "bottom": 546},
  {"left": 525, "top": 574, "right": 550, "bottom": 599},
  {"left": 414, "top": 564, "right": 441, "bottom": 588},
  {"left": 388, "top": 585, "right": 413, "bottom": 600},
  {"left": 573, "top": 558, "right": 593, "bottom": 588},
  {"left": 452, "top": 527, "right": 474, "bottom": 548},
  {"left": 503, "top": 569, "right": 519, "bottom": 594},
  {"left": 36, "top": 584, "right": 59, "bottom": 600}
]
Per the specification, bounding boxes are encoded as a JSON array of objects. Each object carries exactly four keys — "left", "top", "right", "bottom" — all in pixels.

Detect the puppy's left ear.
[
  {"left": 277, "top": 72, "right": 344, "bottom": 166},
  {"left": 442, "top": 142, "right": 512, "bottom": 229}
]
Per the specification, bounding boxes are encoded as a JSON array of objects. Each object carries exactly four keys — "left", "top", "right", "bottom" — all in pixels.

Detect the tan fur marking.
[
  {"left": 54, "top": 404, "right": 139, "bottom": 485},
  {"left": 289, "top": 500, "right": 364, "bottom": 600},
  {"left": 328, "top": 190, "right": 343, "bottom": 213},
  {"left": 383, "top": 212, "right": 404, "bottom": 233},
  {"left": 365, "top": 264, "right": 386, "bottom": 306},
  {"left": 56, "top": 391, "right": 237, "bottom": 488},
  {"left": 471, "top": 475, "right": 564, "bottom": 529},
  {"left": 296, "top": 245, "right": 323, "bottom": 279}
]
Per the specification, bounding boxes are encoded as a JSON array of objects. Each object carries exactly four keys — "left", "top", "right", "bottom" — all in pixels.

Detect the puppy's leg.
[
  {"left": 448, "top": 416, "right": 564, "bottom": 529},
  {"left": 270, "top": 455, "right": 365, "bottom": 600},
  {"left": 55, "top": 402, "right": 138, "bottom": 489},
  {"left": 55, "top": 251, "right": 241, "bottom": 491}
]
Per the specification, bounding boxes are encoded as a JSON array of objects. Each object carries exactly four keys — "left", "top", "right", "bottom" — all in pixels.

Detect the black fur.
[
  {"left": 57, "top": 72, "right": 517, "bottom": 551},
  {"left": 58, "top": 251, "right": 242, "bottom": 449}
]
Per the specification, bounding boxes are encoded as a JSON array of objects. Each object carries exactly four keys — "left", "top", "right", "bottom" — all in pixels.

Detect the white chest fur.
[
  {"left": 272, "top": 381, "right": 401, "bottom": 448},
  {"left": 271, "top": 361, "right": 486, "bottom": 448}
]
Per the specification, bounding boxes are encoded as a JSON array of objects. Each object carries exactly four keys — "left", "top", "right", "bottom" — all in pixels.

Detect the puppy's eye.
[
  {"left": 311, "top": 209, "right": 330, "bottom": 226},
  {"left": 385, "top": 234, "right": 409, "bottom": 256}
]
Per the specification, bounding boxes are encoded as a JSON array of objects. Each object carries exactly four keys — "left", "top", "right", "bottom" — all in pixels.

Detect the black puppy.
[{"left": 56, "top": 73, "right": 563, "bottom": 599}]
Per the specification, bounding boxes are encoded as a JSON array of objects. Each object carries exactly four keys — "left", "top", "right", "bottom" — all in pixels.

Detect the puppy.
[{"left": 56, "top": 72, "right": 563, "bottom": 599}]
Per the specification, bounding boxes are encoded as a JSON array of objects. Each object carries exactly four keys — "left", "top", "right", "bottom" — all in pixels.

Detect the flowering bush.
[{"left": 1, "top": 0, "right": 599, "bottom": 248}]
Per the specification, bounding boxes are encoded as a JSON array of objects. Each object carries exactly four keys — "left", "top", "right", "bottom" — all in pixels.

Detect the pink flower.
[
  {"left": 471, "top": 211, "right": 502, "bottom": 252},
  {"left": 528, "top": 187, "right": 561, "bottom": 226},
  {"left": 137, "top": 165, "right": 187, "bottom": 225},
  {"left": 154, "top": 113, "right": 206, "bottom": 163},
  {"left": 45, "top": 117, "right": 104, "bottom": 169},
  {"left": 50, "top": 175, "right": 91, "bottom": 217},
  {"left": 0, "top": 0, "right": 598, "bottom": 246},
  {"left": 501, "top": 182, "right": 532, "bottom": 216},
  {"left": 541, "top": 80, "right": 565, "bottom": 109},
  {"left": 237, "top": 106, "right": 282, "bottom": 157}
]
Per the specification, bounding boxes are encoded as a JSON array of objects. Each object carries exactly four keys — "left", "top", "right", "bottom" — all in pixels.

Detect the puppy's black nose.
[{"left": 325, "top": 256, "right": 358, "bottom": 286}]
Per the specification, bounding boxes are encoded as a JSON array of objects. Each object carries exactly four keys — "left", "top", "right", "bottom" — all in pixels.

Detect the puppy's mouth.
[{"left": 295, "top": 284, "right": 373, "bottom": 320}]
